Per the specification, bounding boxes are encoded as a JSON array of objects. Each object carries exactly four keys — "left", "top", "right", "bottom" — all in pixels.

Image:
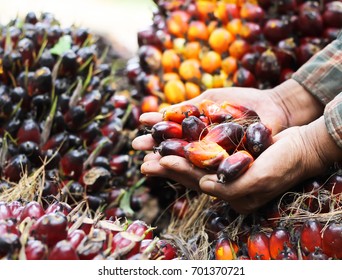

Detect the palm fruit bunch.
[
  {"left": 128, "top": 0, "right": 341, "bottom": 110},
  {"left": 148, "top": 100, "right": 272, "bottom": 182},
  {"left": 0, "top": 199, "right": 178, "bottom": 260},
  {"left": 0, "top": 11, "right": 164, "bottom": 236}
]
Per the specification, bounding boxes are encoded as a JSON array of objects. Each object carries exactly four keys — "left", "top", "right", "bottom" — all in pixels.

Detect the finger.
[
  {"left": 132, "top": 134, "right": 156, "bottom": 150},
  {"left": 159, "top": 156, "right": 208, "bottom": 182},
  {"left": 144, "top": 152, "right": 162, "bottom": 162},
  {"left": 141, "top": 160, "right": 169, "bottom": 176},
  {"left": 139, "top": 112, "right": 163, "bottom": 126}
]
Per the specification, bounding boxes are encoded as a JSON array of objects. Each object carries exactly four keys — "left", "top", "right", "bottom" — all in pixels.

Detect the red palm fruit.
[
  {"left": 307, "top": 247, "right": 329, "bottom": 260},
  {"left": 269, "top": 226, "right": 292, "bottom": 259},
  {"left": 80, "top": 167, "right": 111, "bottom": 193},
  {"left": 277, "top": 0, "right": 298, "bottom": 14},
  {"left": 275, "top": 244, "right": 298, "bottom": 260},
  {"left": 0, "top": 233, "right": 21, "bottom": 258},
  {"left": 32, "top": 67, "right": 52, "bottom": 95},
  {"left": 41, "top": 132, "right": 69, "bottom": 153},
  {"left": 276, "top": 38, "right": 297, "bottom": 69},
  {"left": 8, "top": 201, "right": 23, "bottom": 220},
  {"left": 109, "top": 154, "right": 129, "bottom": 176},
  {"left": 31, "top": 213, "right": 68, "bottom": 247},
  {"left": 232, "top": 67, "right": 257, "bottom": 88},
  {"left": 25, "top": 240, "right": 48, "bottom": 260},
  {"left": 323, "top": 2, "right": 342, "bottom": 28},
  {"left": 217, "top": 151, "right": 254, "bottom": 183},
  {"left": 324, "top": 173, "right": 342, "bottom": 196},
  {"left": 247, "top": 231, "right": 271, "bottom": 260},
  {"left": 20, "top": 201, "right": 45, "bottom": 222},
  {"left": 221, "top": 102, "right": 259, "bottom": 120},
  {"left": 240, "top": 22, "right": 262, "bottom": 43},
  {"left": 78, "top": 90, "right": 102, "bottom": 121},
  {"left": 323, "top": 27, "right": 340, "bottom": 41},
  {"left": 138, "top": 45, "right": 162, "bottom": 73},
  {"left": 0, "top": 202, "right": 13, "bottom": 220},
  {"left": 77, "top": 240, "right": 103, "bottom": 260},
  {"left": 204, "top": 122, "right": 245, "bottom": 153},
  {"left": 3, "top": 154, "right": 32, "bottom": 183},
  {"left": 153, "top": 138, "right": 188, "bottom": 158},
  {"left": 60, "top": 150, "right": 84, "bottom": 179},
  {"left": 67, "top": 229, "right": 86, "bottom": 250},
  {"left": 150, "top": 121, "right": 183, "bottom": 144},
  {"left": 298, "top": 9, "right": 323, "bottom": 37},
  {"left": 172, "top": 197, "right": 188, "bottom": 220},
  {"left": 182, "top": 116, "right": 208, "bottom": 142},
  {"left": 197, "top": 99, "right": 231, "bottom": 123},
  {"left": 45, "top": 201, "right": 72, "bottom": 216},
  {"left": 150, "top": 239, "right": 178, "bottom": 260},
  {"left": 184, "top": 140, "right": 229, "bottom": 170},
  {"left": 280, "top": 68, "right": 295, "bottom": 83},
  {"left": 215, "top": 235, "right": 239, "bottom": 260},
  {"left": 48, "top": 240, "right": 79, "bottom": 260},
  {"left": 255, "top": 49, "right": 281, "bottom": 85},
  {"left": 100, "top": 120, "right": 120, "bottom": 143},
  {"left": 111, "top": 232, "right": 140, "bottom": 258},
  {"left": 0, "top": 219, "right": 19, "bottom": 235},
  {"left": 127, "top": 220, "right": 153, "bottom": 240},
  {"left": 263, "top": 18, "right": 293, "bottom": 43},
  {"left": 322, "top": 223, "right": 342, "bottom": 258},
  {"left": 296, "top": 42, "right": 321, "bottom": 66},
  {"left": 17, "top": 119, "right": 41, "bottom": 145},
  {"left": 300, "top": 219, "right": 323, "bottom": 255},
  {"left": 162, "top": 104, "right": 200, "bottom": 124},
  {"left": 187, "top": 20, "right": 209, "bottom": 42},
  {"left": 245, "top": 122, "right": 273, "bottom": 158},
  {"left": 240, "top": 3, "right": 265, "bottom": 23},
  {"left": 166, "top": 10, "right": 190, "bottom": 38}
]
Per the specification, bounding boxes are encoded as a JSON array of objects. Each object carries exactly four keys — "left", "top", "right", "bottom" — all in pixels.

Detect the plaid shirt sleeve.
[
  {"left": 292, "top": 32, "right": 342, "bottom": 148},
  {"left": 292, "top": 32, "right": 342, "bottom": 105},
  {"left": 325, "top": 93, "right": 342, "bottom": 149}
]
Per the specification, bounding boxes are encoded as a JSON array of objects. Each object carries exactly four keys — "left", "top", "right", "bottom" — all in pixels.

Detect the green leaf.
[{"left": 50, "top": 35, "right": 72, "bottom": 56}]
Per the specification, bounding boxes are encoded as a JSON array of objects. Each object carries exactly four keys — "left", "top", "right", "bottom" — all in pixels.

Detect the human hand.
[{"left": 198, "top": 116, "right": 342, "bottom": 213}]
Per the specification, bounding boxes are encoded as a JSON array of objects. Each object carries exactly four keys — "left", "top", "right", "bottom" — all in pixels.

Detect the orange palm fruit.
[
  {"left": 197, "top": 99, "right": 231, "bottom": 123},
  {"left": 187, "top": 21, "right": 209, "bottom": 42},
  {"left": 185, "top": 82, "right": 201, "bottom": 99},
  {"left": 196, "top": 1, "right": 216, "bottom": 22},
  {"left": 141, "top": 95, "right": 160, "bottom": 113},
  {"left": 166, "top": 10, "right": 190, "bottom": 38},
  {"left": 183, "top": 41, "right": 202, "bottom": 60},
  {"left": 217, "top": 150, "right": 254, "bottom": 183},
  {"left": 222, "top": 56, "right": 238, "bottom": 76},
  {"left": 203, "top": 122, "right": 245, "bottom": 153},
  {"left": 229, "top": 38, "right": 251, "bottom": 60},
  {"left": 163, "top": 72, "right": 180, "bottom": 83},
  {"left": 214, "top": 3, "right": 240, "bottom": 24},
  {"left": 247, "top": 231, "right": 271, "bottom": 260},
  {"left": 161, "top": 49, "right": 181, "bottom": 73},
  {"left": 162, "top": 104, "right": 201, "bottom": 124},
  {"left": 269, "top": 226, "right": 292, "bottom": 260},
  {"left": 220, "top": 102, "right": 259, "bottom": 119},
  {"left": 209, "top": 28, "right": 235, "bottom": 54},
  {"left": 215, "top": 235, "right": 239, "bottom": 260},
  {"left": 184, "top": 140, "right": 228, "bottom": 170},
  {"left": 164, "top": 79, "right": 186, "bottom": 104},
  {"left": 227, "top": 18, "right": 243, "bottom": 36},
  {"left": 201, "top": 51, "right": 222, "bottom": 74},
  {"left": 179, "top": 59, "right": 201, "bottom": 82}
]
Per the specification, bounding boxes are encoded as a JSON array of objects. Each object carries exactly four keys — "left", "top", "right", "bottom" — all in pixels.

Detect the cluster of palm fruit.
[
  {"left": 128, "top": 0, "right": 341, "bottom": 110},
  {"left": 202, "top": 169, "right": 342, "bottom": 260},
  {"left": 0, "top": 11, "right": 159, "bottom": 220},
  {"left": 0, "top": 12, "right": 180, "bottom": 260},
  {"left": 148, "top": 101, "right": 272, "bottom": 183},
  {"left": 0, "top": 200, "right": 178, "bottom": 260}
]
